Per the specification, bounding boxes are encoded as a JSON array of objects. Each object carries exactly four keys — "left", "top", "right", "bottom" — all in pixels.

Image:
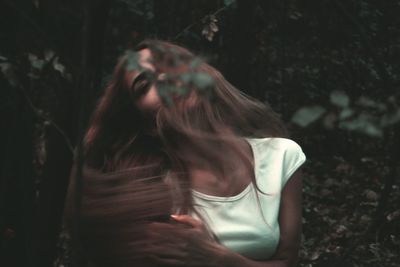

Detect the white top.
[{"left": 191, "top": 137, "right": 306, "bottom": 260}]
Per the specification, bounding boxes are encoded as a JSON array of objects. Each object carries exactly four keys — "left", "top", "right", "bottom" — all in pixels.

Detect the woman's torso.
[{"left": 188, "top": 137, "right": 306, "bottom": 260}]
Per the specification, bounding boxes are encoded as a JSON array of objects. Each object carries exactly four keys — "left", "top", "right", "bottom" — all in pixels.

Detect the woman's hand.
[{"left": 144, "top": 215, "right": 228, "bottom": 267}]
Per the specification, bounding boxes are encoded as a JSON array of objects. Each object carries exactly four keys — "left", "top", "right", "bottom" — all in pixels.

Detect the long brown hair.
[{"left": 65, "top": 39, "right": 287, "bottom": 266}]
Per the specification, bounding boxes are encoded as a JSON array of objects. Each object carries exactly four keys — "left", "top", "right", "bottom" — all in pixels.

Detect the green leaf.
[
  {"left": 53, "top": 57, "right": 66, "bottom": 75},
  {"left": 224, "top": 0, "right": 236, "bottom": 7},
  {"left": 289, "top": 11, "right": 303, "bottom": 20},
  {"left": 125, "top": 51, "right": 142, "bottom": 71},
  {"left": 164, "top": 85, "right": 185, "bottom": 95},
  {"left": 339, "top": 114, "right": 383, "bottom": 138},
  {"left": 0, "top": 62, "right": 18, "bottom": 86},
  {"left": 180, "top": 73, "right": 192, "bottom": 84},
  {"left": 0, "top": 62, "right": 10, "bottom": 73},
  {"left": 357, "top": 96, "right": 376, "bottom": 107},
  {"left": 357, "top": 96, "right": 386, "bottom": 111},
  {"left": 192, "top": 73, "right": 213, "bottom": 89},
  {"left": 291, "top": 105, "right": 326, "bottom": 127},
  {"left": 190, "top": 57, "right": 203, "bottom": 69},
  {"left": 364, "top": 124, "right": 383, "bottom": 137},
  {"left": 32, "top": 60, "right": 44, "bottom": 70},
  {"left": 330, "top": 90, "right": 350, "bottom": 108},
  {"left": 339, "top": 108, "right": 354, "bottom": 120},
  {"left": 380, "top": 109, "right": 400, "bottom": 127},
  {"left": 28, "top": 53, "right": 45, "bottom": 70},
  {"left": 156, "top": 87, "right": 173, "bottom": 107},
  {"left": 44, "top": 50, "right": 55, "bottom": 61}
]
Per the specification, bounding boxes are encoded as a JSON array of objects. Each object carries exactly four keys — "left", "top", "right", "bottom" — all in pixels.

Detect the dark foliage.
[{"left": 0, "top": 0, "right": 399, "bottom": 266}]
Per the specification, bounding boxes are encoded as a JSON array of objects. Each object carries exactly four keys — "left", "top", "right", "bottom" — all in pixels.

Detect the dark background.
[{"left": 0, "top": 0, "right": 399, "bottom": 266}]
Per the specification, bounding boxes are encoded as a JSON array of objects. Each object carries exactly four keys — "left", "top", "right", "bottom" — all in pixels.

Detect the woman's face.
[
  {"left": 124, "top": 48, "right": 166, "bottom": 135},
  {"left": 126, "top": 48, "right": 162, "bottom": 116}
]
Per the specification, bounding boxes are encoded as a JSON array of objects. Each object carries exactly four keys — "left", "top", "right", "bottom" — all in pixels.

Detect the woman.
[{"left": 65, "top": 39, "right": 306, "bottom": 267}]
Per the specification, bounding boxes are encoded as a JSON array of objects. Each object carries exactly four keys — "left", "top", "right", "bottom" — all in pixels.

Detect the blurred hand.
[{"left": 144, "top": 215, "right": 227, "bottom": 267}]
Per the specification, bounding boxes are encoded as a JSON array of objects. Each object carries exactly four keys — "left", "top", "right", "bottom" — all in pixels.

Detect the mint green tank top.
[{"left": 191, "top": 138, "right": 306, "bottom": 260}]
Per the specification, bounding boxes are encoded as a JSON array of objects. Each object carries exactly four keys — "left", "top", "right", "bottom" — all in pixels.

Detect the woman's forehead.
[
  {"left": 124, "top": 49, "right": 155, "bottom": 86},
  {"left": 137, "top": 49, "right": 155, "bottom": 72}
]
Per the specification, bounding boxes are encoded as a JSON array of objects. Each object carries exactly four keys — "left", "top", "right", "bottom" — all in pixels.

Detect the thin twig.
[
  {"left": 17, "top": 84, "right": 74, "bottom": 153},
  {"left": 174, "top": 6, "right": 229, "bottom": 40}
]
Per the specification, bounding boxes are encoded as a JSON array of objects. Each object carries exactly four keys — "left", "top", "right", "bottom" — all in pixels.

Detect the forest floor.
[{"left": 299, "top": 157, "right": 400, "bottom": 267}]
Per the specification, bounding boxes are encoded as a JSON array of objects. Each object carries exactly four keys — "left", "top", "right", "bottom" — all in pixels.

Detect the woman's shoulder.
[
  {"left": 245, "top": 137, "right": 304, "bottom": 154},
  {"left": 246, "top": 137, "right": 306, "bottom": 187}
]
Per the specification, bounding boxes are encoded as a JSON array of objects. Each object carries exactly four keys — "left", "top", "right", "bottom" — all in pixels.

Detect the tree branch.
[
  {"left": 174, "top": 6, "right": 229, "bottom": 41},
  {"left": 16, "top": 84, "right": 74, "bottom": 153}
]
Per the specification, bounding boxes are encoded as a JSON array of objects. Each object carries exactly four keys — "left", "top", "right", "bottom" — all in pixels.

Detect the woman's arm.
[
  {"left": 145, "top": 169, "right": 303, "bottom": 267},
  {"left": 220, "top": 169, "right": 303, "bottom": 267}
]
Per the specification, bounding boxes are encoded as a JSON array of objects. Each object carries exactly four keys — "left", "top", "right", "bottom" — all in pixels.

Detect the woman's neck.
[{"left": 187, "top": 138, "right": 254, "bottom": 197}]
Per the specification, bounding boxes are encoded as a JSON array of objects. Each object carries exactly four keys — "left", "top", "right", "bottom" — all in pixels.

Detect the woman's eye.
[
  {"left": 133, "top": 80, "right": 151, "bottom": 96},
  {"left": 131, "top": 71, "right": 154, "bottom": 97}
]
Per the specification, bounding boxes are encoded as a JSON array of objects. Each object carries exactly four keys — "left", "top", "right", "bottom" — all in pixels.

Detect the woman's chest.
[
  {"left": 189, "top": 167, "right": 254, "bottom": 197},
  {"left": 191, "top": 187, "right": 282, "bottom": 260}
]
